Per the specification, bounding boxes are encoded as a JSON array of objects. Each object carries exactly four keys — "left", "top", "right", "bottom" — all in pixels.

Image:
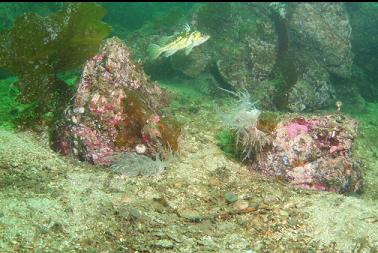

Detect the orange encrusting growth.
[{"left": 115, "top": 90, "right": 181, "bottom": 153}]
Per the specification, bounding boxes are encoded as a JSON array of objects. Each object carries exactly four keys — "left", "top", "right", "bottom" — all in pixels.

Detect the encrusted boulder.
[
  {"left": 251, "top": 114, "right": 363, "bottom": 193},
  {"left": 286, "top": 67, "right": 333, "bottom": 112},
  {"left": 288, "top": 3, "right": 352, "bottom": 78},
  {"left": 285, "top": 3, "right": 353, "bottom": 112},
  {"left": 52, "top": 37, "right": 181, "bottom": 165}
]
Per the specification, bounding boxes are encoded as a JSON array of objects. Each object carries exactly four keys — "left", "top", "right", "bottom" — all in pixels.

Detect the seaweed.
[
  {"left": 216, "top": 129, "right": 240, "bottom": 159},
  {"left": 116, "top": 89, "right": 181, "bottom": 154},
  {"left": 158, "top": 116, "right": 182, "bottom": 152},
  {"left": 116, "top": 90, "right": 150, "bottom": 148},
  {"left": 0, "top": 3, "right": 110, "bottom": 128}
]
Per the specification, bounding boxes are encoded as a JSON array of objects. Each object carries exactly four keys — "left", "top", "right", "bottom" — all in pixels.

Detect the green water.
[{"left": 0, "top": 2, "right": 378, "bottom": 252}]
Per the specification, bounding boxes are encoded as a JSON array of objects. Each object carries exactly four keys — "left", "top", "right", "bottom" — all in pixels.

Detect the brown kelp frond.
[{"left": 0, "top": 3, "right": 110, "bottom": 127}]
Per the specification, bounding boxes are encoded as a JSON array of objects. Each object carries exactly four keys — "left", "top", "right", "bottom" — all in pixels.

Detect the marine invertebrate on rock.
[
  {"left": 109, "top": 152, "right": 167, "bottom": 177},
  {"left": 135, "top": 144, "right": 147, "bottom": 154},
  {"left": 220, "top": 88, "right": 272, "bottom": 161},
  {"left": 238, "top": 125, "right": 272, "bottom": 161},
  {"left": 0, "top": 3, "right": 110, "bottom": 127},
  {"left": 220, "top": 88, "right": 261, "bottom": 133}
]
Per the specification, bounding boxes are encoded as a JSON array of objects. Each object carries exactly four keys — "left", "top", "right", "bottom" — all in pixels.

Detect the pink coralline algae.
[
  {"left": 283, "top": 118, "right": 320, "bottom": 139},
  {"left": 251, "top": 115, "right": 363, "bottom": 193},
  {"left": 51, "top": 37, "right": 174, "bottom": 165},
  {"left": 284, "top": 122, "right": 309, "bottom": 139}
]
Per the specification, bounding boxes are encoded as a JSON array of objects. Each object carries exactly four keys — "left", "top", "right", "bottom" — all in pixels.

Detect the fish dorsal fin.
[
  {"left": 158, "top": 35, "right": 176, "bottom": 46},
  {"left": 182, "top": 23, "right": 191, "bottom": 34}
]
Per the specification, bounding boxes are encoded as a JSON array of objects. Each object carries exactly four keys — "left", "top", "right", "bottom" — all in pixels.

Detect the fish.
[{"left": 148, "top": 26, "right": 210, "bottom": 60}]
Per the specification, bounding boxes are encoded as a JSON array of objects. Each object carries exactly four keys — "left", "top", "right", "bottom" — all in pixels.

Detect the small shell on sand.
[{"left": 233, "top": 200, "right": 249, "bottom": 211}]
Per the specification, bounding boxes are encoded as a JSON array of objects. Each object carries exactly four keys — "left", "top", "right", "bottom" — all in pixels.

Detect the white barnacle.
[
  {"left": 73, "top": 107, "right": 85, "bottom": 114},
  {"left": 71, "top": 116, "right": 77, "bottom": 124},
  {"left": 135, "top": 144, "right": 147, "bottom": 154}
]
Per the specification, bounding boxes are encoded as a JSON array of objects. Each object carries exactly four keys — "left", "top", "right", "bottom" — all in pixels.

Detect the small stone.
[
  {"left": 73, "top": 107, "right": 85, "bottom": 114},
  {"left": 224, "top": 192, "right": 238, "bottom": 203},
  {"left": 283, "top": 201, "right": 295, "bottom": 209},
  {"left": 179, "top": 209, "right": 204, "bottom": 222},
  {"left": 288, "top": 217, "right": 299, "bottom": 226},
  {"left": 259, "top": 202, "right": 270, "bottom": 209},
  {"left": 154, "top": 239, "right": 174, "bottom": 249},
  {"left": 198, "top": 235, "right": 217, "bottom": 247},
  {"left": 71, "top": 116, "right": 77, "bottom": 124},
  {"left": 279, "top": 210, "right": 289, "bottom": 217},
  {"left": 135, "top": 143, "right": 146, "bottom": 154},
  {"left": 233, "top": 200, "right": 249, "bottom": 211},
  {"left": 129, "top": 207, "right": 141, "bottom": 221},
  {"left": 249, "top": 197, "right": 263, "bottom": 209},
  {"left": 302, "top": 212, "right": 310, "bottom": 219}
]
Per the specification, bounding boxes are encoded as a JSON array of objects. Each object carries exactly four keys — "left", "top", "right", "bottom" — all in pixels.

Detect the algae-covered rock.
[
  {"left": 288, "top": 3, "right": 352, "bottom": 79},
  {"left": 0, "top": 2, "right": 61, "bottom": 30},
  {"left": 52, "top": 37, "right": 181, "bottom": 165},
  {"left": 125, "top": 3, "right": 277, "bottom": 89},
  {"left": 250, "top": 114, "right": 363, "bottom": 193}
]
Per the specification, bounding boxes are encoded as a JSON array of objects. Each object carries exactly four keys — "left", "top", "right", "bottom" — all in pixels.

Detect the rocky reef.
[
  {"left": 52, "top": 37, "right": 181, "bottom": 165},
  {"left": 125, "top": 3, "right": 356, "bottom": 112}
]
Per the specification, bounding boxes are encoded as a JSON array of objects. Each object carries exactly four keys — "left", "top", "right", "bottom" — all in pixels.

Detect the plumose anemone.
[{"left": 220, "top": 88, "right": 271, "bottom": 161}]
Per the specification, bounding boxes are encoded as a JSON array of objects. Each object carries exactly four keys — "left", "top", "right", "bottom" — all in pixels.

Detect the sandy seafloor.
[{"left": 0, "top": 78, "right": 378, "bottom": 252}]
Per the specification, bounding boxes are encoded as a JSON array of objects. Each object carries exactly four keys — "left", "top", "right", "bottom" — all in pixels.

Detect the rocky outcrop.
[
  {"left": 52, "top": 37, "right": 181, "bottom": 165},
  {"left": 285, "top": 3, "right": 353, "bottom": 112},
  {"left": 125, "top": 3, "right": 354, "bottom": 112}
]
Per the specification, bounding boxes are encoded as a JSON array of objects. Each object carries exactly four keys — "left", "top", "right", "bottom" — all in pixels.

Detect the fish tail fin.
[{"left": 148, "top": 44, "right": 162, "bottom": 60}]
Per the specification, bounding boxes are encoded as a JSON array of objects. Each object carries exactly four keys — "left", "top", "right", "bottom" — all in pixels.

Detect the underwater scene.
[{"left": 0, "top": 2, "right": 378, "bottom": 252}]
